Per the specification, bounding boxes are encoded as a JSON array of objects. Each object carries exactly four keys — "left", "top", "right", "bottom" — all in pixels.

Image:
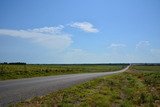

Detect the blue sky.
[{"left": 0, "top": 0, "right": 160, "bottom": 63}]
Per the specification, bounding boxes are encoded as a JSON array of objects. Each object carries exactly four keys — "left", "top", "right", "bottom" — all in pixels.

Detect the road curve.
[{"left": 0, "top": 66, "right": 130, "bottom": 106}]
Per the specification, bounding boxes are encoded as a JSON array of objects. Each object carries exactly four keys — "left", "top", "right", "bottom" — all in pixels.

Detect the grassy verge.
[
  {"left": 0, "top": 64, "right": 126, "bottom": 80},
  {"left": 12, "top": 65, "right": 160, "bottom": 107}
]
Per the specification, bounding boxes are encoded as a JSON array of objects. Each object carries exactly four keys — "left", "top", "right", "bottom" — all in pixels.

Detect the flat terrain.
[
  {"left": 14, "top": 65, "right": 160, "bottom": 107},
  {"left": 0, "top": 64, "right": 126, "bottom": 80},
  {"left": 0, "top": 66, "right": 129, "bottom": 106}
]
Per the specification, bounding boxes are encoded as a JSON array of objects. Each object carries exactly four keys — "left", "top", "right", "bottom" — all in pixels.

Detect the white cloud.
[
  {"left": 29, "top": 25, "right": 64, "bottom": 34},
  {"left": 136, "top": 41, "right": 150, "bottom": 49},
  {"left": 0, "top": 26, "right": 73, "bottom": 49},
  {"left": 108, "top": 43, "right": 126, "bottom": 48},
  {"left": 70, "top": 22, "right": 99, "bottom": 33}
]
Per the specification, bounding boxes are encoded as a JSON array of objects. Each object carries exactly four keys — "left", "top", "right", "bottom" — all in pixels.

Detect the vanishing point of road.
[{"left": 0, "top": 65, "right": 130, "bottom": 107}]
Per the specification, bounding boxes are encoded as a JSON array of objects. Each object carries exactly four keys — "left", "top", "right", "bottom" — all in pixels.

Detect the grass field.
[
  {"left": 0, "top": 64, "right": 126, "bottom": 80},
  {"left": 130, "top": 65, "right": 160, "bottom": 72},
  {"left": 13, "top": 65, "right": 160, "bottom": 107}
]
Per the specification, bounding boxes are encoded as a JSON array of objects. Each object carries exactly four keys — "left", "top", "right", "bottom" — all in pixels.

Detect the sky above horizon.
[{"left": 0, "top": 0, "right": 160, "bottom": 63}]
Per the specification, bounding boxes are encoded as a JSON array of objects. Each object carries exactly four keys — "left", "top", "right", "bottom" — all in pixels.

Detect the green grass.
[
  {"left": 130, "top": 65, "right": 160, "bottom": 72},
  {"left": 12, "top": 65, "right": 160, "bottom": 107},
  {"left": 0, "top": 64, "right": 126, "bottom": 80}
]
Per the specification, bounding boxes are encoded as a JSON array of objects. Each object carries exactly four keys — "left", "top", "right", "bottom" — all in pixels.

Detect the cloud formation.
[
  {"left": 29, "top": 25, "right": 64, "bottom": 34},
  {"left": 70, "top": 22, "right": 99, "bottom": 33},
  {"left": 136, "top": 41, "right": 150, "bottom": 49},
  {"left": 108, "top": 43, "right": 126, "bottom": 48},
  {"left": 0, "top": 26, "right": 73, "bottom": 49}
]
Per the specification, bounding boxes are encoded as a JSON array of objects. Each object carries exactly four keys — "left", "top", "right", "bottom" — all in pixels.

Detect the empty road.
[{"left": 0, "top": 65, "right": 130, "bottom": 106}]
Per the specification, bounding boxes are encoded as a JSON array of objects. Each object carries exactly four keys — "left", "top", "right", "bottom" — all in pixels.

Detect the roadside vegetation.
[
  {"left": 12, "top": 65, "right": 160, "bottom": 107},
  {"left": 0, "top": 64, "right": 126, "bottom": 80}
]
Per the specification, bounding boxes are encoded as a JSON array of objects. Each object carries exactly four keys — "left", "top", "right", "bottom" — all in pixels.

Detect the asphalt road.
[{"left": 0, "top": 65, "right": 130, "bottom": 107}]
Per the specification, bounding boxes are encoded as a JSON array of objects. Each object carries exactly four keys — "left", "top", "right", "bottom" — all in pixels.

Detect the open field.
[
  {"left": 13, "top": 65, "right": 160, "bottom": 107},
  {"left": 130, "top": 65, "right": 160, "bottom": 72},
  {"left": 0, "top": 64, "right": 127, "bottom": 80}
]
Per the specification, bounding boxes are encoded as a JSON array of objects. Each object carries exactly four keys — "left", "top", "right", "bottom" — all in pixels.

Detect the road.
[{"left": 0, "top": 65, "right": 130, "bottom": 107}]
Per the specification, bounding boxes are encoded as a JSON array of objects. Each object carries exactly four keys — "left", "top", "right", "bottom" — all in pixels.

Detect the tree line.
[{"left": 0, "top": 62, "right": 26, "bottom": 65}]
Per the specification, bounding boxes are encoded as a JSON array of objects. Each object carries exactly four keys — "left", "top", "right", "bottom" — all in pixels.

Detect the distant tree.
[{"left": 9, "top": 62, "right": 26, "bottom": 65}]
